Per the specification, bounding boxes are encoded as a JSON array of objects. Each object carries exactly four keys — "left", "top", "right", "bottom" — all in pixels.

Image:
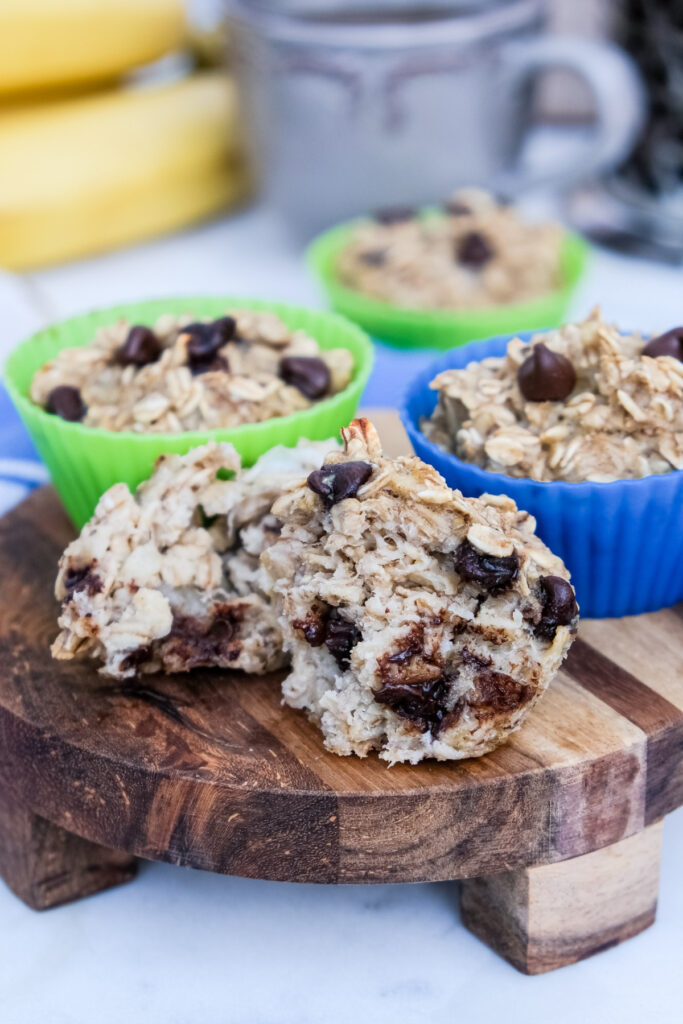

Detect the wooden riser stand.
[
  {"left": 0, "top": 778, "right": 663, "bottom": 974},
  {"left": 0, "top": 413, "right": 680, "bottom": 974}
]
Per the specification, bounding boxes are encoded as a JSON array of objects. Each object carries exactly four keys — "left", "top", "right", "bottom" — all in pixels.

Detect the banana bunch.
[{"left": 0, "top": 1, "right": 249, "bottom": 270}]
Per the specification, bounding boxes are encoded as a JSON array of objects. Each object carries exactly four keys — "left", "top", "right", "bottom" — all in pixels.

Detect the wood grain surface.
[
  {"left": 0, "top": 412, "right": 681, "bottom": 885},
  {"left": 460, "top": 821, "right": 664, "bottom": 974}
]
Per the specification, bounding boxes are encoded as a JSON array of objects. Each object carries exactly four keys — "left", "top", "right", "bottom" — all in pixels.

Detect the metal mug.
[{"left": 229, "top": 0, "right": 646, "bottom": 235}]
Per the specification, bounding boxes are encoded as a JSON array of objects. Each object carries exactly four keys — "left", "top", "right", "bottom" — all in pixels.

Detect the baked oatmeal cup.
[
  {"left": 309, "top": 188, "right": 588, "bottom": 349},
  {"left": 5, "top": 297, "right": 373, "bottom": 527},
  {"left": 401, "top": 315, "right": 683, "bottom": 617}
]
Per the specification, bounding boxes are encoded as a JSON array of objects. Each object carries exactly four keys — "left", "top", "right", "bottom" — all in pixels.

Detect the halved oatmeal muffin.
[
  {"left": 262, "top": 418, "right": 578, "bottom": 764},
  {"left": 52, "top": 439, "right": 336, "bottom": 679}
]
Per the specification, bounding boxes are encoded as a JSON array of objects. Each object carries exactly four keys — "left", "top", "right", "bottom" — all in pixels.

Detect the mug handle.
[{"left": 497, "top": 37, "right": 646, "bottom": 195}]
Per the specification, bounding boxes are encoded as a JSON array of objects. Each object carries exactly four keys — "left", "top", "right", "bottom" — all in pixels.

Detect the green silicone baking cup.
[
  {"left": 4, "top": 296, "right": 373, "bottom": 528},
  {"left": 307, "top": 219, "right": 589, "bottom": 350}
]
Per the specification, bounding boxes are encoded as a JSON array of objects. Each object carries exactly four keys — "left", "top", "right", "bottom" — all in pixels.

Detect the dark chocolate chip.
[
  {"left": 643, "top": 327, "right": 683, "bottom": 361},
  {"left": 185, "top": 317, "right": 235, "bottom": 369},
  {"left": 116, "top": 326, "right": 161, "bottom": 367},
  {"left": 279, "top": 356, "right": 331, "bottom": 400},
  {"left": 119, "top": 645, "right": 153, "bottom": 673},
  {"left": 307, "top": 461, "right": 373, "bottom": 507},
  {"left": 456, "top": 231, "right": 494, "bottom": 268},
  {"left": 293, "top": 605, "right": 330, "bottom": 647},
  {"left": 374, "top": 206, "right": 415, "bottom": 225},
  {"left": 64, "top": 566, "right": 90, "bottom": 591},
  {"left": 535, "top": 575, "right": 578, "bottom": 639},
  {"left": 444, "top": 200, "right": 471, "bottom": 217},
  {"left": 517, "top": 343, "right": 576, "bottom": 402},
  {"left": 46, "top": 385, "right": 86, "bottom": 422},
  {"left": 359, "top": 249, "right": 387, "bottom": 267},
  {"left": 166, "top": 603, "right": 244, "bottom": 668},
  {"left": 454, "top": 539, "right": 519, "bottom": 594},
  {"left": 374, "top": 675, "right": 448, "bottom": 734},
  {"left": 470, "top": 667, "right": 532, "bottom": 715},
  {"left": 64, "top": 566, "right": 102, "bottom": 598},
  {"left": 190, "top": 354, "right": 229, "bottom": 377},
  {"left": 324, "top": 608, "right": 362, "bottom": 669}
]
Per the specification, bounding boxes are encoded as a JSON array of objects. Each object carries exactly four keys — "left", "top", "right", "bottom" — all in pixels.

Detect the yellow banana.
[
  {"left": 0, "top": 0, "right": 188, "bottom": 98},
  {"left": 0, "top": 72, "right": 250, "bottom": 271}
]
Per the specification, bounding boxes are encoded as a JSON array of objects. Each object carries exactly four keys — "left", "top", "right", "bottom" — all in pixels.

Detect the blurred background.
[{"left": 0, "top": 0, "right": 681, "bottom": 268}]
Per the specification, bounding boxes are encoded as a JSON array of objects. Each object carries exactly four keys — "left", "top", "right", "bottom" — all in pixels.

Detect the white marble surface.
[{"left": 1, "top": 204, "right": 682, "bottom": 1023}]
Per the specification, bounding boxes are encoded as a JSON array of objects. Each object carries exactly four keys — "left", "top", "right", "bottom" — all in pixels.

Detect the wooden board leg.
[
  {"left": 460, "top": 821, "right": 664, "bottom": 974},
  {"left": 0, "top": 785, "right": 137, "bottom": 910}
]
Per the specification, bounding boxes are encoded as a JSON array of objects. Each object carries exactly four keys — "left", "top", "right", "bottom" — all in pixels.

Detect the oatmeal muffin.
[
  {"left": 262, "top": 418, "right": 578, "bottom": 764},
  {"left": 423, "top": 310, "right": 683, "bottom": 483},
  {"left": 52, "top": 439, "right": 336, "bottom": 679},
  {"left": 336, "top": 188, "right": 563, "bottom": 310},
  {"left": 31, "top": 308, "right": 354, "bottom": 433}
]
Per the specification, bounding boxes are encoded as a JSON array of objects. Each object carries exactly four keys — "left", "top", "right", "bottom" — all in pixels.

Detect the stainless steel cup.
[{"left": 229, "top": 0, "right": 645, "bottom": 235}]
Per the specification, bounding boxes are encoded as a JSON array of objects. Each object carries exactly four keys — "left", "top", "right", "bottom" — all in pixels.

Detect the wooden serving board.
[{"left": 0, "top": 412, "right": 681, "bottom": 974}]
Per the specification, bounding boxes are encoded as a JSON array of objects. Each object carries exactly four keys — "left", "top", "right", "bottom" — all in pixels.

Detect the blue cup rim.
[{"left": 399, "top": 329, "right": 683, "bottom": 497}]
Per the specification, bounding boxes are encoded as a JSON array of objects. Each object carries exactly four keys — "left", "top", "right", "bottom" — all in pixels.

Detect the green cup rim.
[
  {"left": 307, "top": 213, "right": 589, "bottom": 336},
  {"left": 3, "top": 295, "right": 374, "bottom": 446}
]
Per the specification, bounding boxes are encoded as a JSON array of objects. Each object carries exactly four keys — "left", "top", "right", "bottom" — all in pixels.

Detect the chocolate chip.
[
  {"left": 643, "top": 327, "right": 683, "bottom": 361},
  {"left": 444, "top": 200, "right": 471, "bottom": 216},
  {"left": 184, "top": 317, "right": 235, "bottom": 371},
  {"left": 119, "top": 645, "right": 153, "bottom": 673},
  {"left": 64, "top": 566, "right": 102, "bottom": 598},
  {"left": 359, "top": 249, "right": 387, "bottom": 267},
  {"left": 535, "top": 575, "right": 578, "bottom": 639},
  {"left": 46, "top": 385, "right": 86, "bottom": 422},
  {"left": 324, "top": 608, "right": 362, "bottom": 669},
  {"left": 374, "top": 206, "right": 415, "bottom": 225},
  {"left": 293, "top": 605, "right": 330, "bottom": 647},
  {"left": 116, "top": 326, "right": 161, "bottom": 367},
  {"left": 454, "top": 539, "right": 519, "bottom": 594},
  {"left": 374, "top": 676, "right": 448, "bottom": 734},
  {"left": 517, "top": 343, "right": 576, "bottom": 402},
  {"left": 279, "top": 356, "right": 331, "bottom": 400},
  {"left": 307, "top": 461, "right": 373, "bottom": 507},
  {"left": 166, "top": 603, "right": 244, "bottom": 668},
  {"left": 64, "top": 566, "right": 89, "bottom": 591},
  {"left": 470, "top": 668, "right": 532, "bottom": 716},
  {"left": 191, "top": 355, "right": 229, "bottom": 377},
  {"left": 456, "top": 231, "right": 494, "bottom": 268}
]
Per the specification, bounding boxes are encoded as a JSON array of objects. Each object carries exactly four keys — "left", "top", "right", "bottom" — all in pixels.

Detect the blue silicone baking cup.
[{"left": 400, "top": 332, "right": 683, "bottom": 619}]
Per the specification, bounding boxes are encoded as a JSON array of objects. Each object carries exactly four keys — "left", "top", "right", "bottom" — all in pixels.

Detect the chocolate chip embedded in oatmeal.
[
  {"left": 64, "top": 566, "right": 103, "bottom": 598},
  {"left": 293, "top": 604, "right": 330, "bottom": 646},
  {"left": 184, "top": 317, "right": 235, "bottom": 371},
  {"left": 374, "top": 676, "right": 448, "bottom": 734},
  {"left": 324, "top": 609, "right": 362, "bottom": 669},
  {"left": 191, "top": 355, "right": 229, "bottom": 377},
  {"left": 116, "top": 326, "right": 161, "bottom": 367},
  {"left": 469, "top": 667, "right": 532, "bottom": 717},
  {"left": 307, "top": 461, "right": 373, "bottom": 507},
  {"left": 374, "top": 206, "right": 415, "bottom": 225},
  {"left": 165, "top": 603, "right": 244, "bottom": 668},
  {"left": 359, "top": 249, "right": 387, "bottom": 267},
  {"left": 46, "top": 385, "right": 87, "bottom": 422},
  {"left": 517, "top": 342, "right": 576, "bottom": 402},
  {"left": 454, "top": 539, "right": 519, "bottom": 593},
  {"left": 119, "top": 644, "right": 153, "bottom": 673},
  {"left": 535, "top": 575, "right": 578, "bottom": 639},
  {"left": 279, "top": 356, "right": 331, "bottom": 400},
  {"left": 456, "top": 231, "right": 494, "bottom": 268},
  {"left": 643, "top": 327, "right": 683, "bottom": 361}
]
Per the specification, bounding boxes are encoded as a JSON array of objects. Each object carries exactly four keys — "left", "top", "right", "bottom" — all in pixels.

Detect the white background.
[{"left": 1, "top": 202, "right": 682, "bottom": 1023}]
